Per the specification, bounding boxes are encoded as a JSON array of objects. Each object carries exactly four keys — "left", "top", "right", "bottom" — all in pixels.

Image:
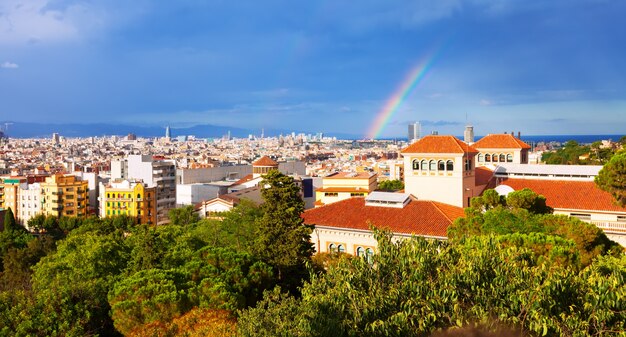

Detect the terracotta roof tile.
[
  {"left": 252, "top": 156, "right": 279, "bottom": 167},
  {"left": 316, "top": 187, "right": 372, "bottom": 193},
  {"left": 233, "top": 174, "right": 254, "bottom": 186},
  {"left": 494, "top": 178, "right": 626, "bottom": 213},
  {"left": 324, "top": 172, "right": 375, "bottom": 179},
  {"left": 475, "top": 166, "right": 495, "bottom": 186},
  {"left": 302, "top": 197, "right": 464, "bottom": 237},
  {"left": 473, "top": 134, "right": 531, "bottom": 149},
  {"left": 401, "top": 135, "right": 478, "bottom": 154}
]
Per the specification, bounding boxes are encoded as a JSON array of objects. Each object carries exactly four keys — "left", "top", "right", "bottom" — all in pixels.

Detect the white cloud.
[{"left": 1, "top": 61, "right": 18, "bottom": 68}]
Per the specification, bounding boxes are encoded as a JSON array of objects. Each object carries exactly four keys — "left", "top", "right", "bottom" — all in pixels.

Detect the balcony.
[
  {"left": 52, "top": 191, "right": 63, "bottom": 195},
  {"left": 52, "top": 206, "right": 63, "bottom": 211},
  {"left": 591, "top": 220, "right": 626, "bottom": 234}
]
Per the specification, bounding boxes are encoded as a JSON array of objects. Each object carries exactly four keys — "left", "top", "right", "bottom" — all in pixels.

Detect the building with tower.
[
  {"left": 464, "top": 125, "right": 474, "bottom": 143},
  {"left": 401, "top": 135, "right": 478, "bottom": 208}
]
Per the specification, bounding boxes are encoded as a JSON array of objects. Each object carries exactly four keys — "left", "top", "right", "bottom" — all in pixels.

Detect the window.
[
  {"left": 492, "top": 154, "right": 498, "bottom": 162},
  {"left": 499, "top": 154, "right": 506, "bottom": 162},
  {"left": 107, "top": 193, "right": 110, "bottom": 198},
  {"left": 337, "top": 244, "right": 345, "bottom": 253},
  {"left": 446, "top": 160, "right": 454, "bottom": 171},
  {"left": 329, "top": 243, "right": 337, "bottom": 253},
  {"left": 571, "top": 213, "right": 591, "bottom": 221},
  {"left": 465, "top": 159, "right": 471, "bottom": 171},
  {"left": 617, "top": 216, "right": 626, "bottom": 222},
  {"left": 365, "top": 248, "right": 374, "bottom": 264},
  {"left": 412, "top": 159, "right": 420, "bottom": 170},
  {"left": 137, "top": 194, "right": 141, "bottom": 199},
  {"left": 356, "top": 246, "right": 365, "bottom": 257},
  {"left": 351, "top": 193, "right": 365, "bottom": 197},
  {"left": 485, "top": 154, "right": 491, "bottom": 162},
  {"left": 324, "top": 192, "right": 338, "bottom": 197},
  {"left": 420, "top": 160, "right": 428, "bottom": 170},
  {"left": 507, "top": 154, "right": 513, "bottom": 162},
  {"left": 438, "top": 160, "right": 445, "bottom": 171},
  {"left": 429, "top": 160, "right": 436, "bottom": 171},
  {"left": 478, "top": 153, "right": 484, "bottom": 162}
]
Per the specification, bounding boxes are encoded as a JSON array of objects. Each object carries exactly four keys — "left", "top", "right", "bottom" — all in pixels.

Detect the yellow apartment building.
[
  {"left": 99, "top": 179, "right": 157, "bottom": 225},
  {"left": 41, "top": 174, "right": 89, "bottom": 217}
]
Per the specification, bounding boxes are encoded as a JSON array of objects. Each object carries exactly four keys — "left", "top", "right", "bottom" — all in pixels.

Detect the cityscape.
[{"left": 1, "top": 1, "right": 626, "bottom": 336}]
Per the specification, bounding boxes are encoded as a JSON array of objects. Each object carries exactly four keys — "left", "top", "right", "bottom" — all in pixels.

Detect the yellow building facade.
[
  {"left": 41, "top": 174, "right": 89, "bottom": 217},
  {"left": 100, "top": 180, "right": 157, "bottom": 225},
  {"left": 315, "top": 172, "right": 378, "bottom": 207}
]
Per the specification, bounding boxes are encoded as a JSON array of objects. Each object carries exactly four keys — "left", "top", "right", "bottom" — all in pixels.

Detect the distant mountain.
[{"left": 0, "top": 121, "right": 361, "bottom": 139}]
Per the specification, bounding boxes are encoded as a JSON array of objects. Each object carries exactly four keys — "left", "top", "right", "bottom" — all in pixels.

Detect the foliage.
[
  {"left": 238, "top": 231, "right": 626, "bottom": 337},
  {"left": 127, "top": 308, "right": 237, "bottom": 337},
  {"left": 505, "top": 188, "right": 552, "bottom": 214},
  {"left": 3, "top": 207, "right": 19, "bottom": 232},
  {"left": 108, "top": 268, "right": 195, "bottom": 335},
  {"left": 542, "top": 140, "right": 590, "bottom": 165},
  {"left": 595, "top": 152, "right": 626, "bottom": 207},
  {"left": 169, "top": 205, "right": 200, "bottom": 226},
  {"left": 377, "top": 179, "right": 404, "bottom": 191},
  {"left": 253, "top": 169, "right": 314, "bottom": 294},
  {"left": 449, "top": 196, "right": 619, "bottom": 266}
]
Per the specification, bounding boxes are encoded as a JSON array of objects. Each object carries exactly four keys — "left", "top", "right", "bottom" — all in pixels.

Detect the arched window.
[
  {"left": 507, "top": 154, "right": 513, "bottom": 162},
  {"left": 412, "top": 159, "right": 420, "bottom": 170},
  {"left": 485, "top": 154, "right": 491, "bottom": 162},
  {"left": 429, "top": 160, "right": 436, "bottom": 171},
  {"left": 356, "top": 247, "right": 365, "bottom": 257},
  {"left": 438, "top": 160, "right": 445, "bottom": 171},
  {"left": 420, "top": 160, "right": 428, "bottom": 170},
  {"left": 137, "top": 194, "right": 141, "bottom": 199},
  {"left": 499, "top": 154, "right": 506, "bottom": 162},
  {"left": 329, "top": 243, "right": 337, "bottom": 253},
  {"left": 478, "top": 154, "right": 484, "bottom": 162},
  {"left": 446, "top": 160, "right": 454, "bottom": 171},
  {"left": 338, "top": 244, "right": 345, "bottom": 253},
  {"left": 107, "top": 193, "right": 110, "bottom": 198},
  {"left": 366, "top": 248, "right": 374, "bottom": 264},
  {"left": 492, "top": 154, "right": 498, "bottom": 162}
]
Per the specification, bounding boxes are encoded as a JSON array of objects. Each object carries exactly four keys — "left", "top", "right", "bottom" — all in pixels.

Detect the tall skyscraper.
[
  {"left": 408, "top": 122, "right": 421, "bottom": 143},
  {"left": 464, "top": 125, "right": 475, "bottom": 143},
  {"left": 165, "top": 126, "right": 171, "bottom": 140}
]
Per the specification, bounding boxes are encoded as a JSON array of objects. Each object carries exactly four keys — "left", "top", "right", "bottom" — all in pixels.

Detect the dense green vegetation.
[
  {"left": 595, "top": 153, "right": 626, "bottom": 207},
  {"left": 0, "top": 173, "right": 624, "bottom": 336},
  {"left": 541, "top": 138, "right": 625, "bottom": 165},
  {"left": 377, "top": 179, "right": 405, "bottom": 191}
]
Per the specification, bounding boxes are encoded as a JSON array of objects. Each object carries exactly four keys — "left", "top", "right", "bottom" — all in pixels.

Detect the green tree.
[
  {"left": 595, "top": 152, "right": 626, "bottom": 207},
  {"left": 169, "top": 205, "right": 200, "bottom": 226},
  {"left": 378, "top": 179, "right": 404, "bottom": 191},
  {"left": 252, "top": 170, "right": 314, "bottom": 294},
  {"left": 505, "top": 188, "right": 552, "bottom": 214},
  {"left": 3, "top": 208, "right": 20, "bottom": 232}
]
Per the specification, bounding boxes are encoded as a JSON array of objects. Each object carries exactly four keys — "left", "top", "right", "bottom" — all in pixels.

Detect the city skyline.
[{"left": 2, "top": 1, "right": 626, "bottom": 138}]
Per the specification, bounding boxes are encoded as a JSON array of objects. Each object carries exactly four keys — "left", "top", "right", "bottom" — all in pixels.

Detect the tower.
[
  {"left": 408, "top": 122, "right": 421, "bottom": 143},
  {"left": 464, "top": 125, "right": 474, "bottom": 143},
  {"left": 165, "top": 126, "right": 171, "bottom": 140}
]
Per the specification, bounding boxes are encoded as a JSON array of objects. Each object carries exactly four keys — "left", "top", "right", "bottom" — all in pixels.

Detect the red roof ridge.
[
  {"left": 430, "top": 201, "right": 464, "bottom": 222},
  {"left": 401, "top": 135, "right": 478, "bottom": 154},
  {"left": 253, "top": 156, "right": 279, "bottom": 167}
]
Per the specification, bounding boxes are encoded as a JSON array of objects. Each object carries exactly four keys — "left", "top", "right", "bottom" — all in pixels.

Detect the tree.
[
  {"left": 252, "top": 169, "right": 314, "bottom": 294},
  {"left": 169, "top": 205, "right": 200, "bottom": 226},
  {"left": 3, "top": 207, "right": 20, "bottom": 232},
  {"left": 505, "top": 188, "right": 552, "bottom": 214},
  {"left": 378, "top": 179, "right": 404, "bottom": 191},
  {"left": 595, "top": 153, "right": 626, "bottom": 207}
]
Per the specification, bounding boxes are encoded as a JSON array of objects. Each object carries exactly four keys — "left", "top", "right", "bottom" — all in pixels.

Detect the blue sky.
[{"left": 1, "top": 0, "right": 625, "bottom": 138}]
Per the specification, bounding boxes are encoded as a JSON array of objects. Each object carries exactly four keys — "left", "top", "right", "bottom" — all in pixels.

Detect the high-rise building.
[
  {"left": 408, "top": 122, "right": 421, "bottom": 143},
  {"left": 464, "top": 125, "right": 475, "bottom": 143},
  {"left": 41, "top": 174, "right": 89, "bottom": 218},
  {"left": 165, "top": 126, "right": 171, "bottom": 140},
  {"left": 99, "top": 179, "right": 157, "bottom": 225},
  {"left": 52, "top": 133, "right": 60, "bottom": 145}
]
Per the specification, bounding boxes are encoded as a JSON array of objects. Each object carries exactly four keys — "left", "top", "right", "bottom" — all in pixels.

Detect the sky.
[{"left": 1, "top": 0, "right": 625, "bottom": 138}]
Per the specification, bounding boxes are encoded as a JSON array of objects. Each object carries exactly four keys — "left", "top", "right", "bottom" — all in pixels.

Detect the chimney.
[
  {"left": 504, "top": 131, "right": 507, "bottom": 135},
  {"left": 518, "top": 131, "right": 521, "bottom": 139}
]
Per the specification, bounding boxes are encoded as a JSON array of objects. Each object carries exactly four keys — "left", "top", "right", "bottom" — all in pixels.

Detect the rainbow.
[{"left": 366, "top": 52, "right": 438, "bottom": 139}]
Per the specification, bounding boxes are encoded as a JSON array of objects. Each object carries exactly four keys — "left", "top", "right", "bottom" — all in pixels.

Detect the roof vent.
[{"left": 365, "top": 191, "right": 411, "bottom": 208}]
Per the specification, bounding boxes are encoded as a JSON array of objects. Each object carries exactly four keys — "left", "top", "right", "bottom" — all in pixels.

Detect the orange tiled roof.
[
  {"left": 324, "top": 172, "right": 374, "bottom": 179},
  {"left": 401, "top": 135, "right": 478, "bottom": 154},
  {"left": 473, "top": 134, "right": 531, "bottom": 149},
  {"left": 302, "top": 197, "right": 464, "bottom": 237},
  {"left": 494, "top": 178, "right": 626, "bottom": 213},
  {"left": 253, "top": 156, "right": 279, "bottom": 167},
  {"left": 475, "top": 166, "right": 495, "bottom": 186},
  {"left": 233, "top": 174, "right": 254, "bottom": 186}
]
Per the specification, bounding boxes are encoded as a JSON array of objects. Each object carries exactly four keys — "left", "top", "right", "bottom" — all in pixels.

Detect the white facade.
[
  {"left": 18, "top": 183, "right": 41, "bottom": 229},
  {"left": 176, "top": 183, "right": 222, "bottom": 206},
  {"left": 403, "top": 153, "right": 477, "bottom": 208}
]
